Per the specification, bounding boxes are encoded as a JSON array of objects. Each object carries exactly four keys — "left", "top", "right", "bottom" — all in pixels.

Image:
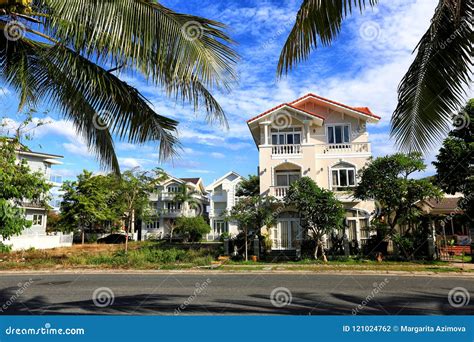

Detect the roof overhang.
[
  {"left": 206, "top": 171, "right": 244, "bottom": 191},
  {"left": 290, "top": 93, "right": 381, "bottom": 123},
  {"left": 247, "top": 104, "right": 325, "bottom": 147}
]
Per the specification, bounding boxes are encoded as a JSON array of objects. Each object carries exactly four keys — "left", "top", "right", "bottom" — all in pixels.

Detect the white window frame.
[
  {"left": 213, "top": 220, "right": 227, "bottom": 235},
  {"left": 326, "top": 123, "right": 351, "bottom": 144},
  {"left": 275, "top": 171, "right": 301, "bottom": 187},
  {"left": 167, "top": 184, "right": 180, "bottom": 193},
  {"left": 166, "top": 202, "right": 181, "bottom": 210},
  {"left": 271, "top": 127, "right": 302, "bottom": 145},
  {"left": 32, "top": 214, "right": 43, "bottom": 226},
  {"left": 146, "top": 221, "right": 160, "bottom": 230},
  {"left": 330, "top": 165, "right": 356, "bottom": 190}
]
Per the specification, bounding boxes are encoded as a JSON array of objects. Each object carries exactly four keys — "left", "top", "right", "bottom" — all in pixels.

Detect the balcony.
[
  {"left": 315, "top": 142, "right": 370, "bottom": 155},
  {"left": 271, "top": 186, "right": 289, "bottom": 199},
  {"left": 209, "top": 208, "right": 226, "bottom": 217},
  {"left": 272, "top": 144, "right": 301, "bottom": 156}
]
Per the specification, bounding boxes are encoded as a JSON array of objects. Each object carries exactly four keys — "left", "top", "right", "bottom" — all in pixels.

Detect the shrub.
[
  {"left": 174, "top": 216, "right": 211, "bottom": 242},
  {"left": 0, "top": 243, "right": 12, "bottom": 253}
]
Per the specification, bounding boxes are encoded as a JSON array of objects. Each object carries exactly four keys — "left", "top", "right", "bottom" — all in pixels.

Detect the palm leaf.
[
  {"left": 0, "top": 33, "right": 180, "bottom": 173},
  {"left": 391, "top": 0, "right": 473, "bottom": 152},
  {"left": 277, "top": 0, "right": 378, "bottom": 75},
  {"left": 0, "top": 0, "right": 238, "bottom": 172},
  {"left": 33, "top": 0, "right": 237, "bottom": 123}
]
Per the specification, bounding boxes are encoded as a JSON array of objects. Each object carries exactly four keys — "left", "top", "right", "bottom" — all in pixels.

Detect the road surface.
[{"left": 0, "top": 272, "right": 472, "bottom": 315}]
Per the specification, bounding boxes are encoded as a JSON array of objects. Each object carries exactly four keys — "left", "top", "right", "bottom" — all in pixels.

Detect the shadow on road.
[{"left": 0, "top": 286, "right": 472, "bottom": 315}]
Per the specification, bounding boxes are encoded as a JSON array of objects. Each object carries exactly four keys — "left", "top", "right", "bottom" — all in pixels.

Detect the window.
[
  {"left": 271, "top": 127, "right": 302, "bottom": 145},
  {"left": 213, "top": 220, "right": 227, "bottom": 235},
  {"left": 167, "top": 202, "right": 181, "bottom": 211},
  {"left": 167, "top": 185, "right": 180, "bottom": 193},
  {"left": 276, "top": 172, "right": 300, "bottom": 186},
  {"left": 32, "top": 214, "right": 43, "bottom": 226},
  {"left": 146, "top": 221, "right": 160, "bottom": 230},
  {"left": 331, "top": 163, "right": 356, "bottom": 190},
  {"left": 327, "top": 124, "right": 350, "bottom": 144}
]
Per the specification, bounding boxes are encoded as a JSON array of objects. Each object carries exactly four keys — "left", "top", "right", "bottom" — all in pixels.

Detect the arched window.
[
  {"left": 331, "top": 162, "right": 356, "bottom": 190},
  {"left": 167, "top": 183, "right": 181, "bottom": 193}
]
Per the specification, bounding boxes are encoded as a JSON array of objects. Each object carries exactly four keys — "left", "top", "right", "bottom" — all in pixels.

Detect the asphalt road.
[{"left": 0, "top": 272, "right": 472, "bottom": 315}]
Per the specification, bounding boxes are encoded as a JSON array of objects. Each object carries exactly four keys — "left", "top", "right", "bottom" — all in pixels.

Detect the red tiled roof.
[
  {"left": 247, "top": 103, "right": 325, "bottom": 123},
  {"left": 425, "top": 197, "right": 462, "bottom": 211},
  {"left": 180, "top": 177, "right": 200, "bottom": 184},
  {"left": 289, "top": 93, "right": 381, "bottom": 120}
]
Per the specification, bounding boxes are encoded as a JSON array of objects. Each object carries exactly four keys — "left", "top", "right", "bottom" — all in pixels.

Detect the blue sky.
[{"left": 1, "top": 0, "right": 466, "bottom": 184}]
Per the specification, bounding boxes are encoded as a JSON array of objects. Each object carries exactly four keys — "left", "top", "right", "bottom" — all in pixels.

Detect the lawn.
[
  {"left": 0, "top": 242, "right": 219, "bottom": 270},
  {"left": 0, "top": 242, "right": 472, "bottom": 273}
]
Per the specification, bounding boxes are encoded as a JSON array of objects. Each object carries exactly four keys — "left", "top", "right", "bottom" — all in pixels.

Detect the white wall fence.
[{"left": 1, "top": 232, "right": 73, "bottom": 251}]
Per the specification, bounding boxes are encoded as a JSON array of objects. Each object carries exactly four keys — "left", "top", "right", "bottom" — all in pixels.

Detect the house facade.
[
  {"left": 141, "top": 174, "right": 209, "bottom": 240},
  {"left": 1, "top": 146, "right": 73, "bottom": 250},
  {"left": 206, "top": 171, "right": 243, "bottom": 240},
  {"left": 247, "top": 93, "right": 381, "bottom": 252}
]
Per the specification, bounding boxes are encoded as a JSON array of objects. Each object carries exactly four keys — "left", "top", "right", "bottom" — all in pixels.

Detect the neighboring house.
[
  {"left": 247, "top": 93, "right": 381, "bottom": 252},
  {"left": 206, "top": 171, "right": 244, "bottom": 240},
  {"left": 141, "top": 174, "right": 209, "bottom": 240},
  {"left": 1, "top": 145, "right": 73, "bottom": 250}
]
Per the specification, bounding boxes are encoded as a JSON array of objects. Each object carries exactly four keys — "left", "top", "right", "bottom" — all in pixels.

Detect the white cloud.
[
  {"left": 210, "top": 152, "right": 225, "bottom": 159},
  {"left": 62, "top": 142, "right": 92, "bottom": 158},
  {"left": 118, "top": 157, "right": 152, "bottom": 169},
  {"left": 185, "top": 169, "right": 214, "bottom": 174}
]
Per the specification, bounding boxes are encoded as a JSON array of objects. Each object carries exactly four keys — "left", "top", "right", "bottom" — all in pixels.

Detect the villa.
[
  {"left": 141, "top": 174, "right": 209, "bottom": 240},
  {"left": 247, "top": 93, "right": 381, "bottom": 253},
  {"left": 1, "top": 144, "right": 73, "bottom": 250},
  {"left": 205, "top": 171, "right": 244, "bottom": 240}
]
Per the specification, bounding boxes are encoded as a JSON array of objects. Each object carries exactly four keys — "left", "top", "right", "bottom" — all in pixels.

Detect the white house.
[
  {"left": 141, "top": 174, "right": 209, "bottom": 240},
  {"left": 247, "top": 93, "right": 380, "bottom": 253},
  {"left": 1, "top": 145, "right": 73, "bottom": 250},
  {"left": 205, "top": 171, "right": 244, "bottom": 240}
]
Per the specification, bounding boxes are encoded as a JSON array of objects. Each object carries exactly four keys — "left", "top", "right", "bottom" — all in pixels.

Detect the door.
[
  {"left": 347, "top": 219, "right": 358, "bottom": 242},
  {"left": 272, "top": 220, "right": 300, "bottom": 250}
]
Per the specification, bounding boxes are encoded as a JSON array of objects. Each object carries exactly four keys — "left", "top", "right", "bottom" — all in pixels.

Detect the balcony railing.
[
  {"left": 315, "top": 142, "right": 370, "bottom": 154},
  {"left": 272, "top": 144, "right": 301, "bottom": 155},
  {"left": 209, "top": 208, "right": 226, "bottom": 217},
  {"left": 271, "top": 186, "right": 289, "bottom": 199}
]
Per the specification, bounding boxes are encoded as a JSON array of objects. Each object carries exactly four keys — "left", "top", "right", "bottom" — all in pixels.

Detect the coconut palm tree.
[
  {"left": 0, "top": 0, "right": 237, "bottom": 173},
  {"left": 173, "top": 184, "right": 200, "bottom": 216},
  {"left": 278, "top": 0, "right": 472, "bottom": 152}
]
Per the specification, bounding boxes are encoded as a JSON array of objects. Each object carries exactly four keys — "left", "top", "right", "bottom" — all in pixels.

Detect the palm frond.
[
  {"left": 277, "top": 0, "right": 378, "bottom": 75},
  {"left": 32, "top": 0, "right": 238, "bottom": 123},
  {"left": 391, "top": 0, "right": 473, "bottom": 152},
  {"left": 0, "top": 33, "right": 180, "bottom": 173}
]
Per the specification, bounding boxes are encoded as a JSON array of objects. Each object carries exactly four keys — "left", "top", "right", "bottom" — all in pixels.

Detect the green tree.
[
  {"left": 284, "top": 177, "right": 345, "bottom": 260},
  {"left": 117, "top": 168, "right": 166, "bottom": 252},
  {"left": 174, "top": 216, "right": 211, "bottom": 242},
  {"left": 0, "top": 0, "right": 237, "bottom": 173},
  {"left": 354, "top": 153, "right": 442, "bottom": 239},
  {"left": 235, "top": 175, "right": 259, "bottom": 197},
  {"left": 433, "top": 99, "right": 474, "bottom": 219},
  {"left": 0, "top": 137, "right": 51, "bottom": 240},
  {"left": 170, "top": 184, "right": 201, "bottom": 242},
  {"left": 278, "top": 0, "right": 472, "bottom": 153},
  {"left": 228, "top": 195, "right": 278, "bottom": 260},
  {"left": 59, "top": 170, "right": 120, "bottom": 243}
]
